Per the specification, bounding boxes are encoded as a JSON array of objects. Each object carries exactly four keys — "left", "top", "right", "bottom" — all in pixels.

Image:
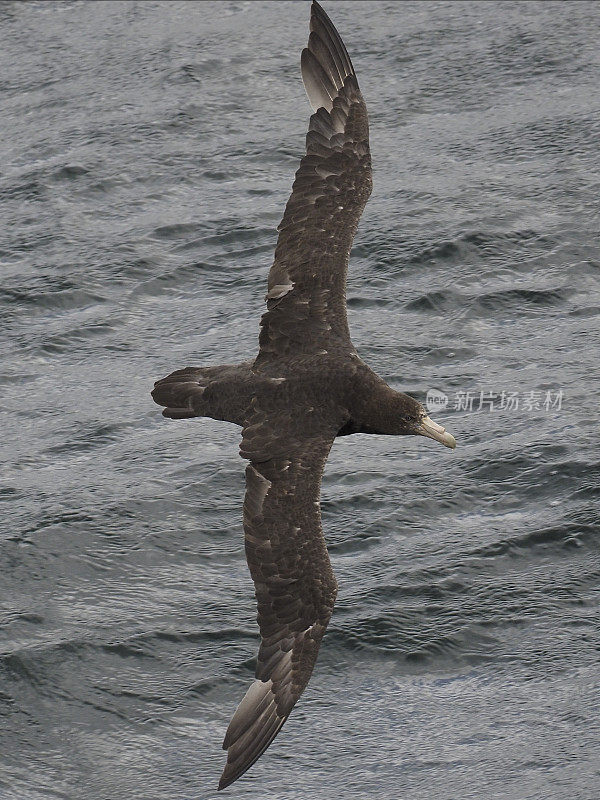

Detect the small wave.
[
  {"left": 366, "top": 228, "right": 557, "bottom": 271},
  {"left": 570, "top": 305, "right": 600, "bottom": 318},
  {"left": 327, "top": 615, "right": 500, "bottom": 667},
  {"left": 405, "top": 289, "right": 463, "bottom": 312},
  {"left": 466, "top": 522, "right": 597, "bottom": 560},
  {"left": 0, "top": 179, "right": 45, "bottom": 201},
  {"left": 39, "top": 321, "right": 119, "bottom": 354},
  {"left": 474, "top": 287, "right": 567, "bottom": 311},
  {"left": 346, "top": 296, "right": 396, "bottom": 309},
  {"left": 40, "top": 422, "right": 137, "bottom": 457},
  {"left": 151, "top": 222, "right": 205, "bottom": 240},
  {"left": 0, "top": 286, "right": 105, "bottom": 313},
  {"left": 51, "top": 164, "right": 89, "bottom": 181}
]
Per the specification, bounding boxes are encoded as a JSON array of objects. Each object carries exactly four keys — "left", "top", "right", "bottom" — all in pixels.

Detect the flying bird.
[{"left": 152, "top": 0, "right": 456, "bottom": 790}]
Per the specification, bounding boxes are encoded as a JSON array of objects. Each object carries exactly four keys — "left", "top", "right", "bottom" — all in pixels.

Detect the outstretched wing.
[
  {"left": 219, "top": 407, "right": 339, "bottom": 789},
  {"left": 255, "top": 0, "right": 372, "bottom": 366}
]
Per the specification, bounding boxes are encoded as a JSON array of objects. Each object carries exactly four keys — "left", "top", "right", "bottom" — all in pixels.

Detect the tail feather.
[
  {"left": 161, "top": 407, "right": 197, "bottom": 419},
  {"left": 151, "top": 367, "right": 206, "bottom": 419},
  {"left": 151, "top": 360, "right": 255, "bottom": 427}
]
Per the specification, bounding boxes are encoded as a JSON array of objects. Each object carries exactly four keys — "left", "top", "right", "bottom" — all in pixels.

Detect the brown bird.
[{"left": 152, "top": 0, "right": 456, "bottom": 790}]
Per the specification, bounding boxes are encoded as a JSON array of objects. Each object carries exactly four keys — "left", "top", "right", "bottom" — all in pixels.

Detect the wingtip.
[
  {"left": 306, "top": 0, "right": 355, "bottom": 82},
  {"left": 310, "top": 0, "right": 329, "bottom": 29},
  {"left": 310, "top": 1, "right": 335, "bottom": 28},
  {"left": 217, "top": 775, "right": 231, "bottom": 791}
]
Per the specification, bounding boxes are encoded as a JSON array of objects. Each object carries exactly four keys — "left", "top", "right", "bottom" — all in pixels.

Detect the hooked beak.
[{"left": 417, "top": 416, "right": 456, "bottom": 449}]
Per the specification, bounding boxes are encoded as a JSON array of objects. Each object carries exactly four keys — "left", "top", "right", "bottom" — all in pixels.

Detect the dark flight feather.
[
  {"left": 255, "top": 0, "right": 372, "bottom": 367},
  {"left": 218, "top": 407, "right": 339, "bottom": 789}
]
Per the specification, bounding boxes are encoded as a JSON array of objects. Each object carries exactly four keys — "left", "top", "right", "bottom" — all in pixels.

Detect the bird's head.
[{"left": 393, "top": 393, "right": 456, "bottom": 449}]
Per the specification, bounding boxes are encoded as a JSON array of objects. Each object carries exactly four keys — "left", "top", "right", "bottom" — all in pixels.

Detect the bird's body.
[{"left": 152, "top": 1, "right": 455, "bottom": 790}]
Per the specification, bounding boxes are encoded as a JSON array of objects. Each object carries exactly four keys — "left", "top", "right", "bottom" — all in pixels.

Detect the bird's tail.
[
  {"left": 151, "top": 361, "right": 256, "bottom": 426},
  {"left": 151, "top": 367, "right": 208, "bottom": 419}
]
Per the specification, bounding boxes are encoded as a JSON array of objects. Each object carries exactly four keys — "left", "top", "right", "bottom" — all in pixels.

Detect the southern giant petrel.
[{"left": 152, "top": 1, "right": 456, "bottom": 789}]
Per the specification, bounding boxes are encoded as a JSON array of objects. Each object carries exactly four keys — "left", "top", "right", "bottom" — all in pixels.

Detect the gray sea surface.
[{"left": 1, "top": 1, "right": 600, "bottom": 798}]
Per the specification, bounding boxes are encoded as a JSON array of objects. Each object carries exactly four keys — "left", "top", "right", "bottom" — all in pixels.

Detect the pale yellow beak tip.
[{"left": 418, "top": 415, "right": 456, "bottom": 449}]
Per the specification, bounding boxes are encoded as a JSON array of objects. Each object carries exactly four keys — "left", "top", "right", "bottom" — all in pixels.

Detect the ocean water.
[{"left": 1, "top": 1, "right": 599, "bottom": 798}]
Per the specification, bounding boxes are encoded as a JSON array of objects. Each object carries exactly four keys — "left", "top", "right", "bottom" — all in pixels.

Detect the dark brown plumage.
[{"left": 151, "top": 1, "right": 456, "bottom": 790}]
